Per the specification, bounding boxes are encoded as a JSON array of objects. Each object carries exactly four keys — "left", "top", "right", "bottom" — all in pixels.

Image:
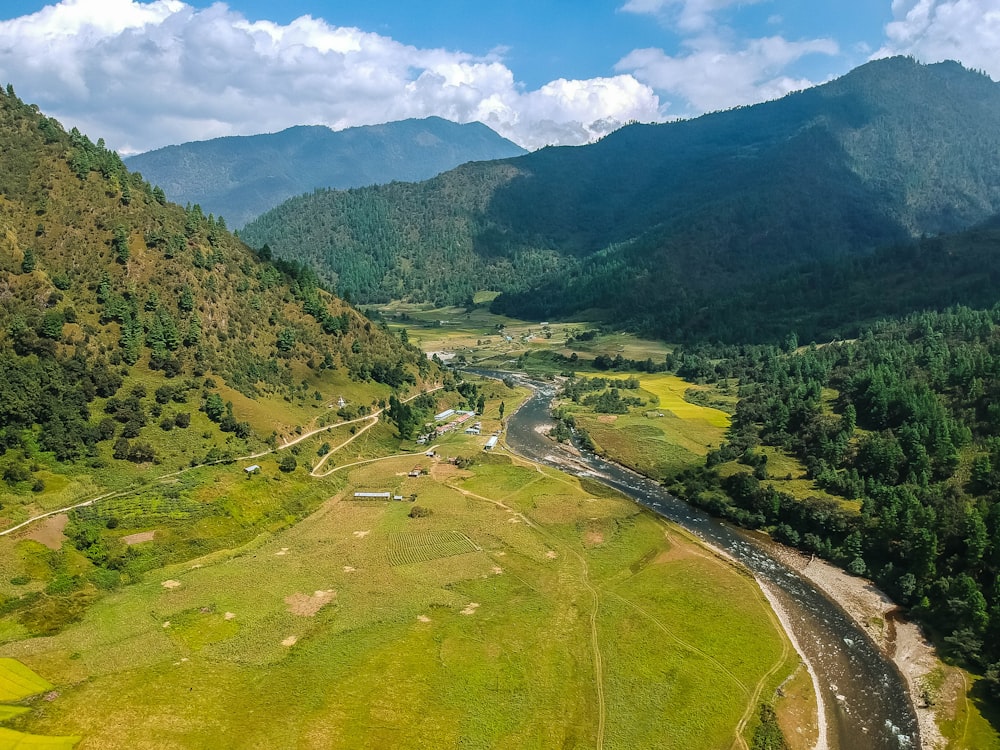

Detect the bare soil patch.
[
  {"left": 285, "top": 590, "right": 337, "bottom": 617},
  {"left": 24, "top": 513, "right": 69, "bottom": 550},
  {"left": 583, "top": 530, "right": 605, "bottom": 546},
  {"left": 281, "top": 635, "right": 298, "bottom": 647},
  {"left": 597, "top": 415, "right": 617, "bottom": 424},
  {"left": 161, "top": 580, "right": 182, "bottom": 589},
  {"left": 430, "top": 463, "right": 471, "bottom": 481},
  {"left": 122, "top": 531, "right": 155, "bottom": 546},
  {"left": 417, "top": 615, "right": 431, "bottom": 623},
  {"left": 460, "top": 602, "right": 480, "bottom": 616},
  {"left": 352, "top": 530, "right": 370, "bottom": 539}
]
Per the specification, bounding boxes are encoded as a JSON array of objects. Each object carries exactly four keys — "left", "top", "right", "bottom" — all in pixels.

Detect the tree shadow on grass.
[{"left": 969, "top": 677, "right": 1000, "bottom": 740}]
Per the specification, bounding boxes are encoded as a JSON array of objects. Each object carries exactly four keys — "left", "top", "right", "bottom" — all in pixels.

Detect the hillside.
[
  {"left": 653, "top": 213, "right": 1000, "bottom": 343},
  {"left": 669, "top": 304, "right": 1000, "bottom": 702},
  {"left": 124, "top": 118, "right": 526, "bottom": 228},
  {"left": 241, "top": 57, "right": 1000, "bottom": 333},
  {"left": 0, "top": 84, "right": 434, "bottom": 519}
]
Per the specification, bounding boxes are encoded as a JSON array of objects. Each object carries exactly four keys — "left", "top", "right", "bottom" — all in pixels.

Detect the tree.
[
  {"left": 499, "top": 401, "right": 506, "bottom": 419},
  {"left": 204, "top": 392, "right": 225, "bottom": 422},
  {"left": 386, "top": 395, "right": 418, "bottom": 439},
  {"left": 279, "top": 455, "right": 297, "bottom": 472},
  {"left": 20, "top": 247, "right": 36, "bottom": 273},
  {"left": 112, "top": 226, "right": 129, "bottom": 264},
  {"left": 39, "top": 310, "right": 64, "bottom": 340},
  {"left": 179, "top": 285, "right": 195, "bottom": 312},
  {"left": 276, "top": 327, "right": 296, "bottom": 352}
]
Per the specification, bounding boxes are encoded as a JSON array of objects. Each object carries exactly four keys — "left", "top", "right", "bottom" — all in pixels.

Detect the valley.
[
  {"left": 0, "top": 380, "right": 802, "bottom": 750},
  {"left": 3, "top": 44, "right": 1000, "bottom": 750}
]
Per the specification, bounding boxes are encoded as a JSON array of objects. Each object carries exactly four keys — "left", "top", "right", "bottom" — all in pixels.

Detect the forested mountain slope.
[
  {"left": 669, "top": 305, "right": 1000, "bottom": 696},
  {"left": 660, "top": 214, "right": 1000, "bottom": 343},
  {"left": 242, "top": 57, "right": 1000, "bottom": 335},
  {"left": 125, "top": 117, "right": 526, "bottom": 228},
  {"left": 0, "top": 85, "right": 432, "bottom": 489}
]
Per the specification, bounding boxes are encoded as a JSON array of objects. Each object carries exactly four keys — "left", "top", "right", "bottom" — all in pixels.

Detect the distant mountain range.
[
  {"left": 125, "top": 117, "right": 526, "bottom": 228},
  {"left": 240, "top": 57, "right": 1000, "bottom": 341}
]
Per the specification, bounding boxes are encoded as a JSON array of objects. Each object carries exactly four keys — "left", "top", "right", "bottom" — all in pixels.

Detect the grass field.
[
  {"left": 0, "top": 437, "right": 799, "bottom": 749},
  {"left": 562, "top": 373, "right": 731, "bottom": 479},
  {"left": 0, "top": 659, "right": 79, "bottom": 748}
]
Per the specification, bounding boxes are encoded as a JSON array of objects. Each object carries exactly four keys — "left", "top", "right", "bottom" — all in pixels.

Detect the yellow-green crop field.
[
  {"left": 0, "top": 443, "right": 799, "bottom": 749},
  {"left": 0, "top": 659, "right": 79, "bottom": 748},
  {"left": 567, "top": 373, "right": 731, "bottom": 479}
]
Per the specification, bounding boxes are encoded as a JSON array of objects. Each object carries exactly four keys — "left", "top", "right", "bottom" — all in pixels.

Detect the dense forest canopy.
[{"left": 667, "top": 305, "right": 1000, "bottom": 695}]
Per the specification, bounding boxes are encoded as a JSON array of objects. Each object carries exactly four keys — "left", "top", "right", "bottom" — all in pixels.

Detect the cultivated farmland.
[{"left": 0, "top": 445, "right": 800, "bottom": 749}]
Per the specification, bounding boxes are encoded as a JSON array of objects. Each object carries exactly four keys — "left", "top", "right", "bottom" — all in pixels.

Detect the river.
[{"left": 496, "top": 377, "right": 920, "bottom": 750}]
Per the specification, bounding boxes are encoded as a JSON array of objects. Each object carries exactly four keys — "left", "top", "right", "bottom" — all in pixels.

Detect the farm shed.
[{"left": 484, "top": 436, "right": 498, "bottom": 451}]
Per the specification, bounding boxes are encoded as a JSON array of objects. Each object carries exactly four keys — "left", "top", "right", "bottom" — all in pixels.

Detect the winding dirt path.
[{"left": 1, "top": 387, "right": 441, "bottom": 537}]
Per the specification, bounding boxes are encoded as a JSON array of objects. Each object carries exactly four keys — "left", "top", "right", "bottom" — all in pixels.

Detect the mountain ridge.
[
  {"left": 125, "top": 117, "right": 527, "bottom": 228},
  {"left": 240, "top": 57, "right": 1000, "bottom": 336}
]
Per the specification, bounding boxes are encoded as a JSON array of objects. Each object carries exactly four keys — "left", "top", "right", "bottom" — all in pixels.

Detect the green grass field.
[
  {"left": 560, "top": 373, "right": 731, "bottom": 480},
  {"left": 0, "top": 439, "right": 799, "bottom": 749}
]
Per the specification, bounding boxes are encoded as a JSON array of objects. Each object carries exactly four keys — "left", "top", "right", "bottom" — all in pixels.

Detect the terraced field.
[{"left": 386, "top": 530, "right": 479, "bottom": 566}]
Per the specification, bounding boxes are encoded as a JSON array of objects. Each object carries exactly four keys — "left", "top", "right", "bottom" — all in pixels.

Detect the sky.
[{"left": 0, "top": 0, "right": 997, "bottom": 154}]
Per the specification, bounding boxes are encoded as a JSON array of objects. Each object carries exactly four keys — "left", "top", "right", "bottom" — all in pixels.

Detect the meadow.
[
  {"left": 563, "top": 373, "right": 732, "bottom": 480},
  {"left": 0, "top": 427, "right": 800, "bottom": 749}
]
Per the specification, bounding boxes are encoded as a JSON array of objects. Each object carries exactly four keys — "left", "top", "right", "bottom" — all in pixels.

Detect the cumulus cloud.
[
  {"left": 0, "top": 0, "right": 664, "bottom": 153},
  {"left": 616, "top": 2, "right": 839, "bottom": 114},
  {"left": 874, "top": 0, "right": 1000, "bottom": 78}
]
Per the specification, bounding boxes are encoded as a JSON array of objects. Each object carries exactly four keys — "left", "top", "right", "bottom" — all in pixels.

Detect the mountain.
[
  {"left": 124, "top": 117, "right": 527, "bottom": 228},
  {"left": 0, "top": 84, "right": 433, "bottom": 500},
  {"left": 240, "top": 57, "right": 1000, "bottom": 337},
  {"left": 675, "top": 214, "right": 1000, "bottom": 343}
]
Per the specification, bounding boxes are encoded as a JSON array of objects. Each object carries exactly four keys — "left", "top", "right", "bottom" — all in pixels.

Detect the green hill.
[
  {"left": 0, "top": 84, "right": 434, "bottom": 509},
  {"left": 124, "top": 118, "right": 526, "bottom": 228},
  {"left": 241, "top": 58, "right": 1000, "bottom": 336}
]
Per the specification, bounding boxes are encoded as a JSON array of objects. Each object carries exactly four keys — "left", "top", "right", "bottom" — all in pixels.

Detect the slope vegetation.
[{"left": 0, "top": 84, "right": 433, "bottom": 521}]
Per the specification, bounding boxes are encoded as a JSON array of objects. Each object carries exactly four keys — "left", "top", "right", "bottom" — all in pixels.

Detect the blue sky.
[{"left": 0, "top": 1, "right": 995, "bottom": 152}]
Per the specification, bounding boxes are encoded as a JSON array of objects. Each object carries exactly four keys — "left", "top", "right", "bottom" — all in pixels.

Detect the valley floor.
[{"left": 0, "top": 428, "right": 798, "bottom": 749}]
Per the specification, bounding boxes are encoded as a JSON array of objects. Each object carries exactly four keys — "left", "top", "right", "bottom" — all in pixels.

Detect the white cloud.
[
  {"left": 0, "top": 0, "right": 664, "bottom": 153},
  {"left": 621, "top": 0, "right": 768, "bottom": 33},
  {"left": 617, "top": 34, "right": 839, "bottom": 113},
  {"left": 874, "top": 0, "right": 1000, "bottom": 77},
  {"left": 617, "top": 0, "right": 839, "bottom": 116}
]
